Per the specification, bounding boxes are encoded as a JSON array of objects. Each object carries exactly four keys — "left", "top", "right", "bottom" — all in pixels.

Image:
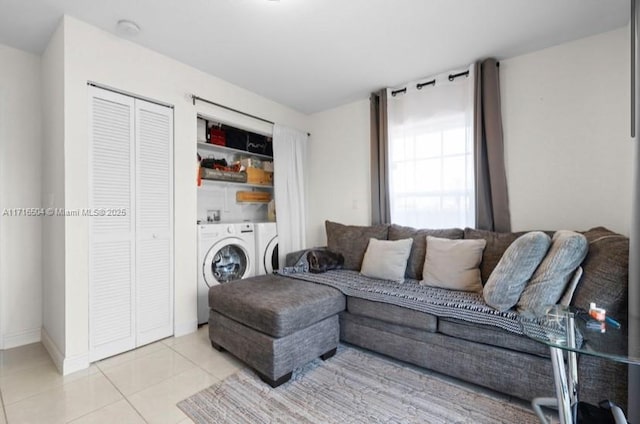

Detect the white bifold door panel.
[
  {"left": 135, "top": 100, "right": 174, "bottom": 346},
  {"left": 89, "top": 87, "right": 174, "bottom": 362}
]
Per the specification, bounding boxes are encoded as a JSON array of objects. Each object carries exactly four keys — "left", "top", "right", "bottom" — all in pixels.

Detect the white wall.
[
  {"left": 307, "top": 99, "right": 371, "bottom": 247},
  {"left": 0, "top": 43, "right": 43, "bottom": 349},
  {"left": 40, "top": 23, "right": 66, "bottom": 361},
  {"left": 501, "top": 27, "right": 632, "bottom": 235},
  {"left": 50, "top": 16, "right": 309, "bottom": 373},
  {"left": 305, "top": 27, "right": 632, "bottom": 246}
]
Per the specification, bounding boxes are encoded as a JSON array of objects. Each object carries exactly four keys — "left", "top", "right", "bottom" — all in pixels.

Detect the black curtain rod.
[
  {"left": 391, "top": 72, "right": 464, "bottom": 96},
  {"left": 448, "top": 70, "right": 470, "bottom": 81},
  {"left": 191, "top": 95, "right": 310, "bottom": 137},
  {"left": 417, "top": 79, "right": 436, "bottom": 90}
]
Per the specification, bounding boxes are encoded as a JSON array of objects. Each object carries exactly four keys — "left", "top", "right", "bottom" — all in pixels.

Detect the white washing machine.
[
  {"left": 255, "top": 222, "right": 278, "bottom": 276},
  {"left": 197, "top": 223, "right": 256, "bottom": 324}
]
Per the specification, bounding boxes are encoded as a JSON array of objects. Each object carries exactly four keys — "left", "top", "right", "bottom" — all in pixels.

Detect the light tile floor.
[
  {"left": 0, "top": 326, "right": 545, "bottom": 424},
  {"left": 0, "top": 325, "right": 243, "bottom": 424}
]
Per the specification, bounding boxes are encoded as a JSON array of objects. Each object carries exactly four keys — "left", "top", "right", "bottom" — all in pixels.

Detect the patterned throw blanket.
[{"left": 281, "top": 269, "right": 525, "bottom": 335}]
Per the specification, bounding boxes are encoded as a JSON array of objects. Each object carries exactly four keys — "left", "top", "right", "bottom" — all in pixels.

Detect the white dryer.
[
  {"left": 255, "top": 222, "right": 278, "bottom": 275},
  {"left": 197, "top": 223, "right": 255, "bottom": 324}
]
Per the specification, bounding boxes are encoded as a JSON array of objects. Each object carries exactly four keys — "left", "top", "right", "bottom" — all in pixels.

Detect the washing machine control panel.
[{"left": 239, "top": 223, "right": 254, "bottom": 233}]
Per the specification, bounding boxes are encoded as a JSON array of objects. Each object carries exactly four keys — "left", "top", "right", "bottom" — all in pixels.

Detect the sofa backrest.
[
  {"left": 464, "top": 226, "right": 629, "bottom": 320},
  {"left": 572, "top": 227, "right": 629, "bottom": 320},
  {"left": 463, "top": 228, "right": 526, "bottom": 283},
  {"left": 325, "top": 220, "right": 389, "bottom": 270},
  {"left": 322, "top": 221, "right": 629, "bottom": 320},
  {"left": 388, "top": 224, "right": 464, "bottom": 280}
]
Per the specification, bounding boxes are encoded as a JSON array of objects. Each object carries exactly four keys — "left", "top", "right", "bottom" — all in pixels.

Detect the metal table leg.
[{"left": 550, "top": 345, "right": 573, "bottom": 424}]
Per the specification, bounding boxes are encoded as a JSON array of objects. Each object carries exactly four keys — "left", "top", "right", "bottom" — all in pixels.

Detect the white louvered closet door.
[
  {"left": 135, "top": 99, "right": 174, "bottom": 346},
  {"left": 89, "top": 87, "right": 136, "bottom": 361},
  {"left": 89, "top": 87, "right": 174, "bottom": 362}
]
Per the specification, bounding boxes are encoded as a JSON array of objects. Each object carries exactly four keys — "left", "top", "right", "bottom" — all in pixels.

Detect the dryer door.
[
  {"left": 264, "top": 236, "right": 279, "bottom": 274},
  {"left": 203, "top": 238, "right": 252, "bottom": 286}
]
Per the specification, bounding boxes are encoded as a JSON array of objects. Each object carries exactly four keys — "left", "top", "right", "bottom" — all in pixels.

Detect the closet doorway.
[{"left": 88, "top": 86, "right": 174, "bottom": 362}]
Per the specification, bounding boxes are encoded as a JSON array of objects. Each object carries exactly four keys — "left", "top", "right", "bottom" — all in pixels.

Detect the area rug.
[{"left": 178, "top": 346, "right": 540, "bottom": 423}]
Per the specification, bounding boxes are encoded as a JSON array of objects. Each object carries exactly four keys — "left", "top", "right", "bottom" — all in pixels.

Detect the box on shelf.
[
  {"left": 225, "top": 128, "right": 247, "bottom": 150},
  {"left": 200, "top": 167, "right": 247, "bottom": 183},
  {"left": 262, "top": 161, "right": 274, "bottom": 172},
  {"left": 209, "top": 127, "right": 226, "bottom": 146},
  {"left": 236, "top": 191, "right": 272, "bottom": 203},
  {"left": 246, "top": 167, "right": 273, "bottom": 185},
  {"left": 247, "top": 133, "right": 268, "bottom": 154}
]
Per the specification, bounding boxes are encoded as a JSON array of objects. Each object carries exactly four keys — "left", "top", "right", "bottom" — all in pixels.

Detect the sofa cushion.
[
  {"left": 325, "top": 220, "right": 389, "bottom": 270},
  {"left": 421, "top": 236, "right": 486, "bottom": 292},
  {"left": 463, "top": 228, "right": 527, "bottom": 283},
  {"left": 437, "top": 318, "right": 549, "bottom": 357},
  {"left": 360, "top": 238, "right": 413, "bottom": 282},
  {"left": 483, "top": 232, "right": 551, "bottom": 312},
  {"left": 208, "top": 274, "right": 345, "bottom": 337},
  {"left": 572, "top": 227, "right": 629, "bottom": 319},
  {"left": 517, "top": 231, "right": 588, "bottom": 315},
  {"left": 388, "top": 224, "right": 464, "bottom": 280},
  {"left": 346, "top": 297, "right": 437, "bottom": 332}
]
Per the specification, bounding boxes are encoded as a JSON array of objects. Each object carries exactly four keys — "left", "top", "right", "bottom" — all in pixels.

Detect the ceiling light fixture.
[{"left": 116, "top": 19, "right": 141, "bottom": 36}]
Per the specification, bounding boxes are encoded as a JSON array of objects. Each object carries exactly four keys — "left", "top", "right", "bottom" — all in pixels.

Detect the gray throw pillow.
[
  {"left": 388, "top": 224, "right": 463, "bottom": 280},
  {"left": 483, "top": 231, "right": 551, "bottom": 312},
  {"left": 517, "top": 230, "right": 588, "bottom": 316},
  {"left": 463, "top": 228, "right": 527, "bottom": 283},
  {"left": 325, "top": 221, "right": 389, "bottom": 270}
]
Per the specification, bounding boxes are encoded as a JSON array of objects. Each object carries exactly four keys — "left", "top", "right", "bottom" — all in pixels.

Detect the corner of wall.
[
  {"left": 41, "top": 327, "right": 88, "bottom": 375},
  {"left": 174, "top": 319, "right": 198, "bottom": 338},
  {"left": 40, "top": 17, "right": 67, "bottom": 357}
]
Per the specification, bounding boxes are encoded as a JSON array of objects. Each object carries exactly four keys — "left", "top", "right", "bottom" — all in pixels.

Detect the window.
[{"left": 387, "top": 67, "right": 475, "bottom": 229}]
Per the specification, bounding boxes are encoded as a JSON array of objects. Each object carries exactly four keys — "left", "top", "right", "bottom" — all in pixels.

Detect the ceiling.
[{"left": 0, "top": 0, "right": 630, "bottom": 114}]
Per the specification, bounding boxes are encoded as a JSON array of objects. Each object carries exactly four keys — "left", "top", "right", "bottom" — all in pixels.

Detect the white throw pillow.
[
  {"left": 360, "top": 238, "right": 413, "bottom": 282},
  {"left": 421, "top": 236, "right": 486, "bottom": 292}
]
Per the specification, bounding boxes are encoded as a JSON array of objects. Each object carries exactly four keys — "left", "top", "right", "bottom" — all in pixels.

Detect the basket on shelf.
[{"left": 236, "top": 191, "right": 272, "bottom": 203}]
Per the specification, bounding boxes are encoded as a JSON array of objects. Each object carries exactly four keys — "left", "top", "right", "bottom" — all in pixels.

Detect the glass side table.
[{"left": 520, "top": 305, "right": 638, "bottom": 424}]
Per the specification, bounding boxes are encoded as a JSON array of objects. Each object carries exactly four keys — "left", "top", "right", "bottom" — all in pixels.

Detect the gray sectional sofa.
[{"left": 209, "top": 222, "right": 629, "bottom": 409}]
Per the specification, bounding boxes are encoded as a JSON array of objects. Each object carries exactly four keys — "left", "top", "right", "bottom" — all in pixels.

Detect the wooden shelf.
[
  {"left": 200, "top": 179, "right": 273, "bottom": 189},
  {"left": 197, "top": 142, "right": 273, "bottom": 160}
]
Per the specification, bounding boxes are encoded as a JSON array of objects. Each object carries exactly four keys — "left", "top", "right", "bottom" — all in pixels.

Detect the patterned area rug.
[{"left": 178, "top": 346, "right": 541, "bottom": 423}]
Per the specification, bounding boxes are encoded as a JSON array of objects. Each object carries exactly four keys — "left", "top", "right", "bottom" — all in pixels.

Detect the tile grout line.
[
  {"left": 0, "top": 365, "right": 100, "bottom": 410},
  {"left": 165, "top": 340, "right": 222, "bottom": 381},
  {"left": 93, "top": 365, "right": 150, "bottom": 424}
]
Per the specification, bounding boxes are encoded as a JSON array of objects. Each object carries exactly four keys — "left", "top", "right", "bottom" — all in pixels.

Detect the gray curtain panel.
[
  {"left": 474, "top": 59, "right": 511, "bottom": 232},
  {"left": 370, "top": 90, "right": 391, "bottom": 225}
]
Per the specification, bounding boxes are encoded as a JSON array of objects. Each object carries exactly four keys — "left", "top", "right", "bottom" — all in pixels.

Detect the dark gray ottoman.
[{"left": 208, "top": 274, "right": 345, "bottom": 387}]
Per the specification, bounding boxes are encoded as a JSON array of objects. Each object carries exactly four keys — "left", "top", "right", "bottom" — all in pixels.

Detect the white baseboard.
[
  {"left": 1, "top": 327, "right": 41, "bottom": 350},
  {"left": 63, "top": 352, "right": 90, "bottom": 375},
  {"left": 41, "top": 328, "right": 90, "bottom": 375},
  {"left": 41, "top": 328, "right": 64, "bottom": 373},
  {"left": 174, "top": 319, "right": 198, "bottom": 337}
]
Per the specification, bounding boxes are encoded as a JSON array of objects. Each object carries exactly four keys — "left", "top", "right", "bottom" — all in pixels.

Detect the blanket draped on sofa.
[{"left": 282, "top": 270, "right": 527, "bottom": 335}]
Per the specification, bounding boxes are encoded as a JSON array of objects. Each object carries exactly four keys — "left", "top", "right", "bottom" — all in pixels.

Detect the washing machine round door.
[
  {"left": 203, "top": 238, "right": 251, "bottom": 286},
  {"left": 264, "top": 236, "right": 279, "bottom": 274}
]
